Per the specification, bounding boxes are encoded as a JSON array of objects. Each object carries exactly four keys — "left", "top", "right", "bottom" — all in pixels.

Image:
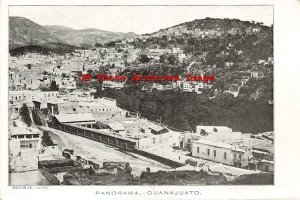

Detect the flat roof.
[
  {"left": 54, "top": 113, "right": 95, "bottom": 123},
  {"left": 194, "top": 139, "right": 245, "bottom": 152},
  {"left": 67, "top": 124, "right": 136, "bottom": 143},
  {"left": 148, "top": 124, "right": 166, "bottom": 132}
]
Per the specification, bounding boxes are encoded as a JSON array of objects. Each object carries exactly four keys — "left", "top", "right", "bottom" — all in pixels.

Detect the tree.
[
  {"left": 49, "top": 81, "right": 59, "bottom": 91},
  {"left": 105, "top": 41, "right": 116, "bottom": 48},
  {"left": 19, "top": 103, "right": 32, "bottom": 127},
  {"left": 159, "top": 55, "right": 166, "bottom": 63},
  {"left": 41, "top": 131, "right": 55, "bottom": 146},
  {"left": 162, "top": 35, "right": 168, "bottom": 41},
  {"left": 95, "top": 43, "right": 103, "bottom": 48},
  {"left": 32, "top": 110, "right": 44, "bottom": 126},
  {"left": 167, "top": 55, "right": 177, "bottom": 65},
  {"left": 187, "top": 37, "right": 195, "bottom": 46},
  {"left": 93, "top": 83, "right": 103, "bottom": 99},
  {"left": 139, "top": 54, "right": 150, "bottom": 63}
]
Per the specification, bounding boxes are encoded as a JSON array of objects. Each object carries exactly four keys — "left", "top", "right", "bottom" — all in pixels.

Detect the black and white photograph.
[{"left": 7, "top": 5, "right": 274, "bottom": 186}]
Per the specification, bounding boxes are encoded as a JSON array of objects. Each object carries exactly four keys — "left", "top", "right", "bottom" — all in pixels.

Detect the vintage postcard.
[{"left": 1, "top": 1, "right": 300, "bottom": 200}]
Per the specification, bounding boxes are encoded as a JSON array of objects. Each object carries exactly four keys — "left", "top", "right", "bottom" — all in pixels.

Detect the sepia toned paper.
[{"left": 1, "top": 0, "right": 300, "bottom": 199}]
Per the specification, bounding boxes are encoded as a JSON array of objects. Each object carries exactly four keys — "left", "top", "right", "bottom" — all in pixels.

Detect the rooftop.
[
  {"left": 54, "top": 113, "right": 95, "bottom": 123},
  {"left": 148, "top": 124, "right": 167, "bottom": 132},
  {"left": 193, "top": 139, "right": 245, "bottom": 152},
  {"left": 107, "top": 122, "right": 125, "bottom": 131}
]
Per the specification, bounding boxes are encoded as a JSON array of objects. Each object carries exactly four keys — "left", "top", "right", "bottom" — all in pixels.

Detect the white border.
[{"left": 1, "top": 0, "right": 300, "bottom": 199}]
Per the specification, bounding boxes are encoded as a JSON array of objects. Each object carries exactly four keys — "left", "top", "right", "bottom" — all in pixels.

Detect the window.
[
  {"left": 239, "top": 155, "right": 242, "bottom": 160},
  {"left": 73, "top": 108, "right": 76, "bottom": 111},
  {"left": 265, "top": 166, "right": 269, "bottom": 171},
  {"left": 234, "top": 154, "right": 236, "bottom": 159},
  {"left": 153, "top": 138, "right": 156, "bottom": 144},
  {"left": 207, "top": 149, "right": 210, "bottom": 155},
  {"left": 197, "top": 147, "right": 200, "bottom": 153},
  {"left": 213, "top": 150, "right": 216, "bottom": 157},
  {"left": 224, "top": 152, "right": 227, "bottom": 159}
]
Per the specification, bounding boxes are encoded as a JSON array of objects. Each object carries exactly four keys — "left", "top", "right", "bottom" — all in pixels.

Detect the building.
[
  {"left": 46, "top": 97, "right": 120, "bottom": 115},
  {"left": 192, "top": 139, "right": 252, "bottom": 168},
  {"left": 9, "top": 123, "right": 41, "bottom": 172},
  {"left": 137, "top": 127, "right": 175, "bottom": 149},
  {"left": 178, "top": 131, "right": 201, "bottom": 152},
  {"left": 239, "top": 71, "right": 264, "bottom": 78},
  {"left": 196, "top": 126, "right": 233, "bottom": 135},
  {"left": 52, "top": 113, "right": 96, "bottom": 128},
  {"left": 9, "top": 125, "right": 41, "bottom": 154},
  {"left": 96, "top": 120, "right": 126, "bottom": 134},
  {"left": 257, "top": 160, "right": 274, "bottom": 173},
  {"left": 9, "top": 120, "right": 42, "bottom": 172},
  {"left": 102, "top": 81, "right": 125, "bottom": 89}
]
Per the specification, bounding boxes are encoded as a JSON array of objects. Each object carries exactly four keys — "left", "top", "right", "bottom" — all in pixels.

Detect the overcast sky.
[{"left": 9, "top": 6, "right": 273, "bottom": 34}]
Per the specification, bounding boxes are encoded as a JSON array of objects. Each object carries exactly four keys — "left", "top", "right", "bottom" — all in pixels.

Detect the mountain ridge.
[
  {"left": 9, "top": 16, "right": 138, "bottom": 49},
  {"left": 9, "top": 16, "right": 64, "bottom": 49}
]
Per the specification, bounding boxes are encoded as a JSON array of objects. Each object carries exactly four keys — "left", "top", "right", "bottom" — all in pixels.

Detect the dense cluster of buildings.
[{"left": 139, "top": 25, "right": 263, "bottom": 41}]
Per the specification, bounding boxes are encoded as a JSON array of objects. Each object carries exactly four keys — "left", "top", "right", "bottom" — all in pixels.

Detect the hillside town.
[{"left": 9, "top": 17, "right": 274, "bottom": 185}]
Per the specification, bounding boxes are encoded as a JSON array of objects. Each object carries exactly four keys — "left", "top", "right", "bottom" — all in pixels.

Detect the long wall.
[
  {"left": 49, "top": 119, "right": 184, "bottom": 168},
  {"left": 49, "top": 121, "right": 136, "bottom": 150}
]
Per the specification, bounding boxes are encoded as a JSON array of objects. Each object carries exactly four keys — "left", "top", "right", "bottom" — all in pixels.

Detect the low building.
[
  {"left": 97, "top": 120, "right": 126, "bottom": 134},
  {"left": 257, "top": 160, "right": 274, "bottom": 173},
  {"left": 137, "top": 129, "right": 176, "bottom": 149},
  {"left": 196, "top": 126, "right": 233, "bottom": 135},
  {"left": 9, "top": 125, "right": 41, "bottom": 154},
  {"left": 9, "top": 121, "right": 42, "bottom": 172},
  {"left": 51, "top": 113, "right": 96, "bottom": 128},
  {"left": 178, "top": 131, "right": 201, "bottom": 152},
  {"left": 147, "top": 124, "right": 169, "bottom": 135},
  {"left": 192, "top": 139, "right": 252, "bottom": 168}
]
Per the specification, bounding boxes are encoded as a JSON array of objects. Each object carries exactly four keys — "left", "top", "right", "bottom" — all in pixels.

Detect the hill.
[
  {"left": 9, "top": 17, "right": 64, "bottom": 49},
  {"left": 126, "top": 18, "right": 273, "bottom": 102},
  {"left": 44, "top": 25, "right": 138, "bottom": 48},
  {"left": 9, "top": 16, "right": 138, "bottom": 49},
  {"left": 131, "top": 18, "right": 273, "bottom": 63}
]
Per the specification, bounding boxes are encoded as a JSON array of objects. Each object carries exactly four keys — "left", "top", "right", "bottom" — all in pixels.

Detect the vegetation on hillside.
[
  {"left": 41, "top": 131, "right": 55, "bottom": 146},
  {"left": 9, "top": 42, "right": 80, "bottom": 56},
  {"left": 94, "top": 86, "right": 273, "bottom": 134},
  {"left": 19, "top": 103, "right": 32, "bottom": 127}
]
